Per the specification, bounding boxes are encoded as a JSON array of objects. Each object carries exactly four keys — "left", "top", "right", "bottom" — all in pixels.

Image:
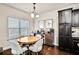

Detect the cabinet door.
[
  {"left": 72, "top": 12, "right": 79, "bottom": 26},
  {"left": 59, "top": 9, "right": 72, "bottom": 23},
  {"left": 59, "top": 24, "right": 65, "bottom": 36},
  {"left": 59, "top": 36, "right": 72, "bottom": 49},
  {"left": 59, "top": 11, "right": 65, "bottom": 23},
  {"left": 59, "top": 37, "right": 65, "bottom": 48},
  {"left": 65, "top": 37, "right": 72, "bottom": 49},
  {"left": 65, "top": 24, "right": 71, "bottom": 36},
  {"left": 64, "top": 10, "right": 71, "bottom": 23}
]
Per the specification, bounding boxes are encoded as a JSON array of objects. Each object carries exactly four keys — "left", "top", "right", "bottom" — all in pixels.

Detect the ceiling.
[{"left": 5, "top": 3, "right": 76, "bottom": 14}]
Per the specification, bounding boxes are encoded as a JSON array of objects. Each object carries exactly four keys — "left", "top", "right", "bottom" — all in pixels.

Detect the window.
[
  {"left": 8, "top": 17, "right": 29, "bottom": 40},
  {"left": 39, "top": 20, "right": 44, "bottom": 29},
  {"left": 19, "top": 20, "right": 29, "bottom": 36},
  {"left": 8, "top": 29, "right": 19, "bottom": 39},
  {"left": 38, "top": 20, "right": 53, "bottom": 29},
  {"left": 45, "top": 20, "right": 52, "bottom": 28}
]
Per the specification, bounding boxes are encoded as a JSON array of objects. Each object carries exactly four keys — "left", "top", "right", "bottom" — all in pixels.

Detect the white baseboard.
[{"left": 53, "top": 43, "right": 59, "bottom": 46}]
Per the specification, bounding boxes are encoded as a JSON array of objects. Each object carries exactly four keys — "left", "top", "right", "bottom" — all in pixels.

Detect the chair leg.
[
  {"left": 31, "top": 52, "right": 38, "bottom": 55},
  {"left": 25, "top": 51, "right": 28, "bottom": 55},
  {"left": 37, "top": 52, "right": 39, "bottom": 55},
  {"left": 30, "top": 51, "right": 43, "bottom": 55},
  {"left": 36, "top": 52, "right": 39, "bottom": 55},
  {"left": 32, "top": 52, "right": 35, "bottom": 55},
  {"left": 22, "top": 52, "right": 26, "bottom": 55}
]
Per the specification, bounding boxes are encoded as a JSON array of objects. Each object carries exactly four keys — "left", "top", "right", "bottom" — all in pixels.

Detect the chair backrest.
[
  {"left": 33, "top": 38, "right": 43, "bottom": 52},
  {"left": 9, "top": 40, "right": 23, "bottom": 55},
  {"left": 34, "top": 38, "right": 43, "bottom": 48}
]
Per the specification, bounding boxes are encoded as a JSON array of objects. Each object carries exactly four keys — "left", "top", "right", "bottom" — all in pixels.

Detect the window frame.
[
  {"left": 8, "top": 16, "right": 29, "bottom": 40},
  {"left": 38, "top": 19, "right": 53, "bottom": 30}
]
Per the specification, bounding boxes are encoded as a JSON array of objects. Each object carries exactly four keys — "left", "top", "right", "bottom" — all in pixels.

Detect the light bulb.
[
  {"left": 31, "top": 12, "right": 34, "bottom": 18},
  {"left": 36, "top": 14, "right": 39, "bottom": 18}
]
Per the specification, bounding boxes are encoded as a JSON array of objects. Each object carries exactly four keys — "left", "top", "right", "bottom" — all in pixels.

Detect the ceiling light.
[{"left": 31, "top": 3, "right": 39, "bottom": 19}]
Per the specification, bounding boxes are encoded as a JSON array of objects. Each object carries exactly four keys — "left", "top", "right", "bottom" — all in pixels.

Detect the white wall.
[
  {"left": 36, "top": 11, "right": 58, "bottom": 46},
  {"left": 35, "top": 4, "right": 79, "bottom": 46},
  {"left": 0, "top": 4, "right": 31, "bottom": 50}
]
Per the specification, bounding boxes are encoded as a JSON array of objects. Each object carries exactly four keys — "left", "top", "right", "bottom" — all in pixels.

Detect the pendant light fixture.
[{"left": 31, "top": 3, "right": 39, "bottom": 18}]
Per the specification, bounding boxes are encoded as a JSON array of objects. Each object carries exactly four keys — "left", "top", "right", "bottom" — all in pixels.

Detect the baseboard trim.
[{"left": 43, "top": 44, "right": 59, "bottom": 47}]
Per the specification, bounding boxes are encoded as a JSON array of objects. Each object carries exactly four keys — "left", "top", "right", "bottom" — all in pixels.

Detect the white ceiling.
[{"left": 5, "top": 3, "right": 76, "bottom": 14}]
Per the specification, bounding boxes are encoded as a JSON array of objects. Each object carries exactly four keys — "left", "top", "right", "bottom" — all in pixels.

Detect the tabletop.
[{"left": 17, "top": 36, "right": 38, "bottom": 45}]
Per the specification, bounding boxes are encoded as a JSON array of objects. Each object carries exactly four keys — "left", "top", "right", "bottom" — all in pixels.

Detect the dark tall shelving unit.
[
  {"left": 58, "top": 8, "right": 72, "bottom": 51},
  {"left": 58, "top": 8, "right": 79, "bottom": 54},
  {"left": 71, "top": 9, "right": 79, "bottom": 54}
]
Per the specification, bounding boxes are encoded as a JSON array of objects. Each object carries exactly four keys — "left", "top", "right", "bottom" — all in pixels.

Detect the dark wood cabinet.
[
  {"left": 59, "top": 37, "right": 65, "bottom": 49},
  {"left": 65, "top": 36, "right": 72, "bottom": 49},
  {"left": 59, "top": 24, "right": 65, "bottom": 36},
  {"left": 59, "top": 23, "right": 71, "bottom": 36},
  {"left": 58, "top": 8, "right": 72, "bottom": 50},
  {"left": 65, "top": 10, "right": 72, "bottom": 23},
  {"left": 59, "top": 9, "right": 71, "bottom": 24},
  {"left": 65, "top": 24, "right": 71, "bottom": 36},
  {"left": 72, "top": 11, "right": 79, "bottom": 26},
  {"left": 59, "top": 8, "right": 79, "bottom": 54},
  {"left": 59, "top": 24, "right": 72, "bottom": 50},
  {"left": 59, "top": 12, "right": 65, "bottom": 23}
]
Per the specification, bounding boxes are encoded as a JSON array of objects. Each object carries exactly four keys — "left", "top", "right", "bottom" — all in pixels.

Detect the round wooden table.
[{"left": 17, "top": 36, "right": 38, "bottom": 46}]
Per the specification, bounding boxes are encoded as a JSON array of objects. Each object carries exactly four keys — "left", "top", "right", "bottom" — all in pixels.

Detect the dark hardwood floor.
[
  {"left": 41, "top": 45, "right": 74, "bottom": 55},
  {"left": 0, "top": 45, "right": 74, "bottom": 55}
]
